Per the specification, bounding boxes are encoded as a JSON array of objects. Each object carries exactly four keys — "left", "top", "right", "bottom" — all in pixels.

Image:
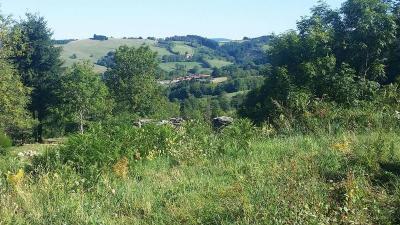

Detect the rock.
[
  {"left": 133, "top": 119, "right": 154, "bottom": 128},
  {"left": 135, "top": 118, "right": 185, "bottom": 128},
  {"left": 213, "top": 116, "right": 234, "bottom": 129},
  {"left": 156, "top": 120, "right": 170, "bottom": 126},
  {"left": 169, "top": 117, "right": 185, "bottom": 127},
  {"left": 18, "top": 150, "right": 39, "bottom": 158}
]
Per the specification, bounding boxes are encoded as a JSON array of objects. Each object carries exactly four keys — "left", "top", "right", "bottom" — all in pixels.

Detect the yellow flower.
[
  {"left": 332, "top": 140, "right": 351, "bottom": 154},
  {"left": 7, "top": 169, "right": 25, "bottom": 187},
  {"left": 146, "top": 150, "right": 157, "bottom": 161},
  {"left": 112, "top": 157, "right": 129, "bottom": 179}
]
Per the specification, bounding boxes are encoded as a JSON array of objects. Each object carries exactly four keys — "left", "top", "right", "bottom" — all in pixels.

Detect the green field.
[
  {"left": 58, "top": 39, "right": 225, "bottom": 74},
  {"left": 225, "top": 90, "right": 249, "bottom": 98},
  {"left": 206, "top": 58, "right": 233, "bottom": 68},
  {"left": 170, "top": 42, "right": 195, "bottom": 55},
  {"left": 159, "top": 62, "right": 204, "bottom": 72},
  {"left": 58, "top": 38, "right": 172, "bottom": 72}
]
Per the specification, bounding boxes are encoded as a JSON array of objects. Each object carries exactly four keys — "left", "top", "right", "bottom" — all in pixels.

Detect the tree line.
[
  {"left": 240, "top": 0, "right": 400, "bottom": 128},
  {"left": 0, "top": 13, "right": 175, "bottom": 144}
]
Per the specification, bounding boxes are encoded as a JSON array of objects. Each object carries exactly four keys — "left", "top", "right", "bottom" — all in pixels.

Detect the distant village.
[
  {"left": 158, "top": 74, "right": 227, "bottom": 85},
  {"left": 158, "top": 74, "right": 210, "bottom": 85}
]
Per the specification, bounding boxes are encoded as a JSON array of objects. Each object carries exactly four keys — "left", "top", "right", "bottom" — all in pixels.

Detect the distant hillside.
[
  {"left": 58, "top": 35, "right": 271, "bottom": 74},
  {"left": 211, "top": 38, "right": 232, "bottom": 42},
  {"left": 57, "top": 38, "right": 171, "bottom": 73}
]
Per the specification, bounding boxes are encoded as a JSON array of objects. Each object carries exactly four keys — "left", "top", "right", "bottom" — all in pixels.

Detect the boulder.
[
  {"left": 135, "top": 118, "right": 185, "bottom": 128},
  {"left": 134, "top": 119, "right": 154, "bottom": 128},
  {"left": 213, "top": 116, "right": 234, "bottom": 129},
  {"left": 169, "top": 117, "right": 185, "bottom": 127}
]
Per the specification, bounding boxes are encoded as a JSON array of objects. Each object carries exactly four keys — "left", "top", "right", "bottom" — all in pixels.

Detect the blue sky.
[{"left": 0, "top": 0, "right": 345, "bottom": 40}]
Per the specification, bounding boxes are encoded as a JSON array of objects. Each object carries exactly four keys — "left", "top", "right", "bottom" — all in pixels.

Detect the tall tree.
[
  {"left": 240, "top": 0, "right": 398, "bottom": 123},
  {"left": 0, "top": 11, "right": 33, "bottom": 140},
  {"left": 104, "top": 45, "right": 162, "bottom": 116},
  {"left": 11, "top": 13, "right": 63, "bottom": 142},
  {"left": 341, "top": 0, "right": 396, "bottom": 81},
  {"left": 57, "top": 62, "right": 112, "bottom": 134}
]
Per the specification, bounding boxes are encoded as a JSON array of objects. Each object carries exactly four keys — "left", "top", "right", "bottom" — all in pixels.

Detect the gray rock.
[
  {"left": 169, "top": 117, "right": 185, "bottom": 127},
  {"left": 213, "top": 116, "right": 234, "bottom": 128},
  {"left": 134, "top": 119, "right": 154, "bottom": 128},
  {"left": 135, "top": 118, "right": 185, "bottom": 128}
]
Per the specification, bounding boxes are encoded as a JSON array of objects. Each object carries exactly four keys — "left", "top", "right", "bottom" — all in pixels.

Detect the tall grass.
[{"left": 1, "top": 120, "right": 400, "bottom": 224}]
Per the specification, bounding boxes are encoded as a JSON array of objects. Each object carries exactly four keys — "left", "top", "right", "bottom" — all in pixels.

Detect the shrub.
[
  {"left": 31, "top": 120, "right": 259, "bottom": 183},
  {"left": 219, "top": 119, "right": 255, "bottom": 155},
  {"left": 0, "top": 132, "right": 12, "bottom": 155},
  {"left": 32, "top": 123, "right": 179, "bottom": 181}
]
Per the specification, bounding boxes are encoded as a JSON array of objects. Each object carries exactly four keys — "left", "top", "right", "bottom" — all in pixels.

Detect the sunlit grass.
[{"left": 0, "top": 129, "right": 399, "bottom": 224}]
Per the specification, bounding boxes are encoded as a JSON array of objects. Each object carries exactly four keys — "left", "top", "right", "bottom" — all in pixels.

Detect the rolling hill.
[
  {"left": 57, "top": 36, "right": 270, "bottom": 74},
  {"left": 58, "top": 38, "right": 172, "bottom": 73}
]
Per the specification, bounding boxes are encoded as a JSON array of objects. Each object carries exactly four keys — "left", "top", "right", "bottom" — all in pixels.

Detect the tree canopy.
[
  {"left": 240, "top": 0, "right": 400, "bottom": 123},
  {"left": 104, "top": 45, "right": 163, "bottom": 116},
  {"left": 56, "top": 61, "right": 112, "bottom": 134},
  {"left": 11, "top": 13, "right": 63, "bottom": 141}
]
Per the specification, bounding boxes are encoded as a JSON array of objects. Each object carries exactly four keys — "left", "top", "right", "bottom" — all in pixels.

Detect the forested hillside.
[{"left": 58, "top": 35, "right": 270, "bottom": 76}]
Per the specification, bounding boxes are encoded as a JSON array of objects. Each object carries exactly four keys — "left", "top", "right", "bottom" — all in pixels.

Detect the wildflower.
[
  {"left": 6, "top": 169, "right": 24, "bottom": 187},
  {"left": 146, "top": 151, "right": 157, "bottom": 161},
  {"left": 332, "top": 140, "right": 351, "bottom": 154},
  {"left": 134, "top": 152, "right": 141, "bottom": 160},
  {"left": 113, "top": 157, "right": 129, "bottom": 179}
]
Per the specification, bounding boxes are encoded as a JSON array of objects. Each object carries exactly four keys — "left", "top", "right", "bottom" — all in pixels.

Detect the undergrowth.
[{"left": 0, "top": 121, "right": 400, "bottom": 224}]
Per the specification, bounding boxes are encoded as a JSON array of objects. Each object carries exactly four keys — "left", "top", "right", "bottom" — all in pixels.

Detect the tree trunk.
[
  {"left": 79, "top": 111, "right": 84, "bottom": 134},
  {"left": 33, "top": 110, "right": 44, "bottom": 143}
]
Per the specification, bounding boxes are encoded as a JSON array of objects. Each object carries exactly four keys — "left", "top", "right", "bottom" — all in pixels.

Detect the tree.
[
  {"left": 0, "top": 11, "right": 33, "bottom": 141},
  {"left": 189, "top": 65, "right": 200, "bottom": 74},
  {"left": 240, "top": 0, "right": 398, "bottom": 124},
  {"left": 11, "top": 13, "right": 63, "bottom": 142},
  {"left": 0, "top": 60, "right": 33, "bottom": 139},
  {"left": 57, "top": 62, "right": 112, "bottom": 134},
  {"left": 104, "top": 45, "right": 162, "bottom": 116}
]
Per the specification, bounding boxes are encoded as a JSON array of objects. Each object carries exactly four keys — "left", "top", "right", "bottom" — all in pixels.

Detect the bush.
[
  {"left": 32, "top": 120, "right": 258, "bottom": 183},
  {"left": 219, "top": 119, "right": 255, "bottom": 155},
  {"left": 0, "top": 132, "right": 12, "bottom": 155}
]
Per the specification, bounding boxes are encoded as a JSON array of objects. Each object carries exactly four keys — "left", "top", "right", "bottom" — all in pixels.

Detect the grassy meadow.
[
  {"left": 170, "top": 42, "right": 196, "bottom": 55},
  {"left": 206, "top": 59, "right": 233, "bottom": 68},
  {"left": 58, "top": 38, "right": 232, "bottom": 74},
  {"left": 58, "top": 38, "right": 172, "bottom": 72},
  {"left": 1, "top": 120, "right": 400, "bottom": 224}
]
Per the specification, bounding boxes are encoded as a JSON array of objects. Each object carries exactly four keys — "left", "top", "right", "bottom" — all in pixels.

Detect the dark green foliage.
[
  {"left": 165, "top": 35, "right": 219, "bottom": 49},
  {"left": 218, "top": 36, "right": 271, "bottom": 66},
  {"left": 55, "top": 61, "right": 113, "bottom": 134},
  {"left": 240, "top": 0, "right": 400, "bottom": 128},
  {"left": 104, "top": 46, "right": 164, "bottom": 116},
  {"left": 0, "top": 15, "right": 34, "bottom": 142},
  {"left": 52, "top": 39, "right": 77, "bottom": 45},
  {"left": 11, "top": 13, "right": 63, "bottom": 142},
  {"left": 91, "top": 34, "right": 108, "bottom": 41},
  {"left": 96, "top": 51, "right": 115, "bottom": 68}
]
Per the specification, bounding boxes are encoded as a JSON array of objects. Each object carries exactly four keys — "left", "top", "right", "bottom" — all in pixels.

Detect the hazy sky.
[{"left": 0, "top": 0, "right": 345, "bottom": 40}]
